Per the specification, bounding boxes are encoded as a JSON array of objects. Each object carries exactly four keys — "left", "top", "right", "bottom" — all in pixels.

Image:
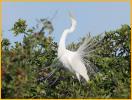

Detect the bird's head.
[
  {"left": 64, "top": 12, "right": 77, "bottom": 34},
  {"left": 69, "top": 12, "right": 77, "bottom": 28}
]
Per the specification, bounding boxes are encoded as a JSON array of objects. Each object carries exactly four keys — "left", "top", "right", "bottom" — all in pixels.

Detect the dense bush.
[{"left": 1, "top": 18, "right": 130, "bottom": 98}]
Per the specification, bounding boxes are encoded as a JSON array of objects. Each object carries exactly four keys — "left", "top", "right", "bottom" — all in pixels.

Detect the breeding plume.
[{"left": 58, "top": 14, "right": 100, "bottom": 82}]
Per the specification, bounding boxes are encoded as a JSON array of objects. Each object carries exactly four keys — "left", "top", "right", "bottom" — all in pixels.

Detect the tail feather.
[
  {"left": 77, "top": 33, "right": 104, "bottom": 77},
  {"left": 77, "top": 33, "right": 103, "bottom": 57}
]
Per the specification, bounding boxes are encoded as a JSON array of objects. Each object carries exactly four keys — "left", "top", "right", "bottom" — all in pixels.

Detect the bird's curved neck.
[
  {"left": 58, "top": 14, "right": 77, "bottom": 54},
  {"left": 58, "top": 30, "right": 68, "bottom": 51}
]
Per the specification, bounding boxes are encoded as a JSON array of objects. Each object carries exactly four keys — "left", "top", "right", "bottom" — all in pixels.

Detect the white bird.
[{"left": 57, "top": 13, "right": 99, "bottom": 82}]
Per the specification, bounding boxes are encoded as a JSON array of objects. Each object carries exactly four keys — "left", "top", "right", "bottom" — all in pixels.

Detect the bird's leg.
[
  {"left": 79, "top": 72, "right": 90, "bottom": 82},
  {"left": 84, "top": 74, "right": 90, "bottom": 82},
  {"left": 76, "top": 72, "right": 81, "bottom": 82}
]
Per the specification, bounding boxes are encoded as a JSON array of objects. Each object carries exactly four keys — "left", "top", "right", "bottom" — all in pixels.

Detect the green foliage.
[
  {"left": 11, "top": 19, "right": 28, "bottom": 36},
  {"left": 2, "top": 38, "right": 10, "bottom": 46},
  {"left": 89, "top": 24, "right": 130, "bottom": 98},
  {"left": 2, "top": 19, "right": 57, "bottom": 98},
  {"left": 2, "top": 18, "right": 130, "bottom": 99},
  {"left": 2, "top": 38, "right": 10, "bottom": 51}
]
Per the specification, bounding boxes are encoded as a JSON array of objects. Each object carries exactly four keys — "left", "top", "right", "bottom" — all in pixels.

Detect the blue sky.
[{"left": 2, "top": 2, "right": 130, "bottom": 45}]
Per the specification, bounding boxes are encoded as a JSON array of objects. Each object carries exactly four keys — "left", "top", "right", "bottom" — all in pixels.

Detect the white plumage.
[{"left": 58, "top": 13, "right": 92, "bottom": 82}]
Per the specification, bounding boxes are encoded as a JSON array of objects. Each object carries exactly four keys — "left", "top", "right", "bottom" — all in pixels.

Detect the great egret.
[{"left": 57, "top": 14, "right": 100, "bottom": 82}]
